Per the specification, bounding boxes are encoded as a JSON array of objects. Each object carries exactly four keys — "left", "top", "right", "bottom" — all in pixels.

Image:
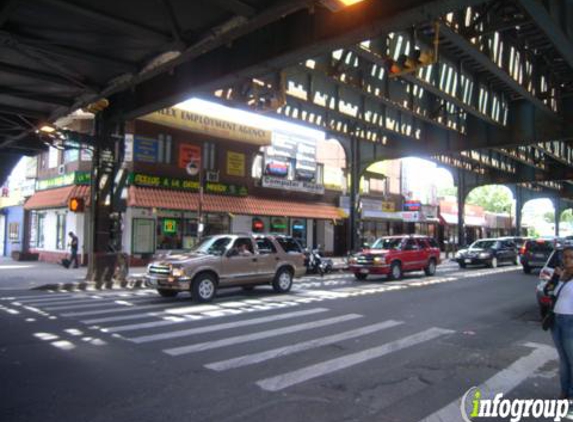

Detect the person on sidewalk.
[
  {"left": 549, "top": 246, "right": 573, "bottom": 402},
  {"left": 68, "top": 232, "right": 79, "bottom": 269}
]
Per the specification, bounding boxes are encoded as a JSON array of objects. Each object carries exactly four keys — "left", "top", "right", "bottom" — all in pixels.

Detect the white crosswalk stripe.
[
  {"left": 205, "top": 319, "right": 404, "bottom": 371},
  {"left": 124, "top": 308, "right": 329, "bottom": 342},
  {"left": 163, "top": 313, "right": 363, "bottom": 356},
  {"left": 256, "top": 327, "right": 454, "bottom": 392}
]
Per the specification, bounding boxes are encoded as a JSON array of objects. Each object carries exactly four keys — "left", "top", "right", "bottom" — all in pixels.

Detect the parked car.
[
  {"left": 498, "top": 236, "right": 530, "bottom": 257},
  {"left": 455, "top": 238, "right": 518, "bottom": 268},
  {"left": 520, "top": 238, "right": 558, "bottom": 274},
  {"left": 146, "top": 234, "right": 306, "bottom": 302},
  {"left": 348, "top": 235, "right": 441, "bottom": 281},
  {"left": 535, "top": 248, "right": 562, "bottom": 317}
]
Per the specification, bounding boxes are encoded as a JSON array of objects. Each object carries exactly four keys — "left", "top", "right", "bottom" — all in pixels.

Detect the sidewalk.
[{"left": 0, "top": 257, "right": 147, "bottom": 291}]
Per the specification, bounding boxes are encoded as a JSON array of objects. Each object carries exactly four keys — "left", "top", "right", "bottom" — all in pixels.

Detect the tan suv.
[{"left": 146, "top": 234, "right": 306, "bottom": 302}]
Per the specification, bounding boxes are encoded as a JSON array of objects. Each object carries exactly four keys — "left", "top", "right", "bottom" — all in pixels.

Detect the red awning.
[
  {"left": 128, "top": 186, "right": 343, "bottom": 220},
  {"left": 24, "top": 185, "right": 90, "bottom": 210}
]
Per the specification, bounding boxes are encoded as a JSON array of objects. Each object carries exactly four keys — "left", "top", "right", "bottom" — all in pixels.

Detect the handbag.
[{"left": 542, "top": 279, "right": 567, "bottom": 331}]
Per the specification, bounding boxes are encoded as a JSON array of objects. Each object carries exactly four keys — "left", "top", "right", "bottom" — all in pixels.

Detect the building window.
[
  {"left": 202, "top": 142, "right": 216, "bottom": 170},
  {"left": 48, "top": 146, "right": 59, "bottom": 168},
  {"left": 56, "top": 213, "right": 66, "bottom": 250},
  {"left": 252, "top": 153, "right": 263, "bottom": 179},
  {"left": 8, "top": 223, "right": 19, "bottom": 241},
  {"left": 157, "top": 134, "right": 172, "bottom": 164},
  {"left": 252, "top": 217, "right": 265, "bottom": 233}
]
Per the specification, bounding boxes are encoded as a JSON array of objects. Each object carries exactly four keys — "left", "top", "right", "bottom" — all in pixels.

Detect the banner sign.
[
  {"left": 36, "top": 171, "right": 91, "bottom": 191},
  {"left": 133, "top": 137, "right": 159, "bottom": 163},
  {"left": 403, "top": 200, "right": 421, "bottom": 211},
  {"left": 129, "top": 173, "right": 248, "bottom": 196},
  {"left": 140, "top": 107, "right": 272, "bottom": 146},
  {"left": 262, "top": 175, "right": 324, "bottom": 195}
]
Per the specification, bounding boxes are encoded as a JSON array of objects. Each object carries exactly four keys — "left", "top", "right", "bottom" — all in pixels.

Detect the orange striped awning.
[
  {"left": 24, "top": 185, "right": 90, "bottom": 210},
  {"left": 128, "top": 186, "right": 343, "bottom": 220}
]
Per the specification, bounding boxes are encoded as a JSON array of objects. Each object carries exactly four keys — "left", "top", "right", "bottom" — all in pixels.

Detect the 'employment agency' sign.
[{"left": 140, "top": 107, "right": 272, "bottom": 146}]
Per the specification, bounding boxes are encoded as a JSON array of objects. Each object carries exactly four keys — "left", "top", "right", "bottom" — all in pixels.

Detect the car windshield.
[
  {"left": 191, "top": 236, "right": 232, "bottom": 255},
  {"left": 370, "top": 238, "right": 402, "bottom": 250},
  {"left": 470, "top": 240, "right": 497, "bottom": 249}
]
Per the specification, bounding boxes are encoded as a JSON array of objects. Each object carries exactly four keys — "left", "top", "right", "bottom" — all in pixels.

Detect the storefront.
[
  {"left": 24, "top": 172, "right": 91, "bottom": 264},
  {"left": 438, "top": 200, "right": 486, "bottom": 246},
  {"left": 485, "top": 212, "right": 512, "bottom": 238}
]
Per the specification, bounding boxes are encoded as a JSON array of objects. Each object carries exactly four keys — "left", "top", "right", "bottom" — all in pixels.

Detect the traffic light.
[
  {"left": 388, "top": 49, "right": 435, "bottom": 77},
  {"left": 68, "top": 197, "right": 85, "bottom": 213}
]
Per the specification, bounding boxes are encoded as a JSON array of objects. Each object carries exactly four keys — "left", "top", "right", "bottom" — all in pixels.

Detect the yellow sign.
[
  {"left": 140, "top": 107, "right": 272, "bottom": 146},
  {"left": 381, "top": 201, "right": 395, "bottom": 212},
  {"left": 227, "top": 151, "right": 245, "bottom": 177}
]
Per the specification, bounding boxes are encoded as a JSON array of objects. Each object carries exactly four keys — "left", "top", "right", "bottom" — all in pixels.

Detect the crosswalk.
[{"left": 0, "top": 264, "right": 559, "bottom": 419}]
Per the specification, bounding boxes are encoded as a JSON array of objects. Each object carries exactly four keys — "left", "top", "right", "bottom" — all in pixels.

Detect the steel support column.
[
  {"left": 348, "top": 134, "right": 360, "bottom": 254},
  {"left": 457, "top": 170, "right": 467, "bottom": 247},
  {"left": 515, "top": 186, "right": 523, "bottom": 236},
  {"left": 555, "top": 197, "right": 562, "bottom": 237}
]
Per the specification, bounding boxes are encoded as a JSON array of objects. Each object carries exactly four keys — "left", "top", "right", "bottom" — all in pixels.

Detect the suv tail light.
[{"left": 519, "top": 245, "right": 526, "bottom": 255}]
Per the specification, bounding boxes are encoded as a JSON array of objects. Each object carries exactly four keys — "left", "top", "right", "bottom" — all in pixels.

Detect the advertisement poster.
[
  {"left": 178, "top": 143, "right": 201, "bottom": 169},
  {"left": 226, "top": 151, "right": 245, "bottom": 177},
  {"left": 134, "top": 137, "right": 159, "bottom": 163}
]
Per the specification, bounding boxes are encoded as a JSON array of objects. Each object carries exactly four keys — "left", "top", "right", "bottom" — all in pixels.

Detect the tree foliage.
[{"left": 466, "top": 185, "right": 512, "bottom": 213}]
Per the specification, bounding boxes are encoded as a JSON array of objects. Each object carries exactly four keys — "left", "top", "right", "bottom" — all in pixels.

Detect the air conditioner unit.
[
  {"left": 57, "top": 164, "right": 65, "bottom": 175},
  {"left": 205, "top": 171, "right": 219, "bottom": 183}
]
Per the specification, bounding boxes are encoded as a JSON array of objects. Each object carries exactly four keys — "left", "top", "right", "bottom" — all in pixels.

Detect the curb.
[{"left": 32, "top": 275, "right": 148, "bottom": 292}]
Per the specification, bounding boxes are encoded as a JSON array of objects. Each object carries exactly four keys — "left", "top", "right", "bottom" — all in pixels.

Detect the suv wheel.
[
  {"left": 192, "top": 273, "right": 217, "bottom": 303},
  {"left": 157, "top": 289, "right": 178, "bottom": 298},
  {"left": 354, "top": 273, "right": 368, "bottom": 281},
  {"left": 272, "top": 268, "right": 293, "bottom": 293},
  {"left": 523, "top": 264, "right": 532, "bottom": 274},
  {"left": 388, "top": 262, "right": 403, "bottom": 280},
  {"left": 424, "top": 259, "right": 437, "bottom": 276},
  {"left": 489, "top": 257, "right": 498, "bottom": 269}
]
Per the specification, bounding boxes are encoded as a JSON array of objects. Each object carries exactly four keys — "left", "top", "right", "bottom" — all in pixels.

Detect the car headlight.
[
  {"left": 171, "top": 267, "right": 185, "bottom": 277},
  {"left": 455, "top": 252, "right": 462, "bottom": 258},
  {"left": 479, "top": 252, "right": 490, "bottom": 259},
  {"left": 373, "top": 256, "right": 386, "bottom": 265}
]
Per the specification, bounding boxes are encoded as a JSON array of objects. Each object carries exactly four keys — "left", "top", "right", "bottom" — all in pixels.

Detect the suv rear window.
[
  {"left": 427, "top": 238, "right": 439, "bottom": 248},
  {"left": 276, "top": 237, "right": 302, "bottom": 253},
  {"left": 371, "top": 238, "right": 402, "bottom": 250},
  {"left": 526, "top": 240, "right": 554, "bottom": 253}
]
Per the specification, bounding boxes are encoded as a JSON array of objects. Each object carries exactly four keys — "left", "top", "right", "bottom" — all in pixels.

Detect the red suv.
[{"left": 348, "top": 235, "right": 441, "bottom": 281}]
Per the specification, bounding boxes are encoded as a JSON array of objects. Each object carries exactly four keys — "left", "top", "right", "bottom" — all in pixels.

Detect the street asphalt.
[{"left": 0, "top": 260, "right": 561, "bottom": 422}]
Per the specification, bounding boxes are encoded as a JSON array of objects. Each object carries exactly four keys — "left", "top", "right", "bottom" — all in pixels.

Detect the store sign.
[
  {"left": 262, "top": 175, "right": 324, "bottom": 195},
  {"left": 140, "top": 107, "right": 272, "bottom": 146},
  {"left": 401, "top": 211, "right": 420, "bottom": 222},
  {"left": 266, "top": 131, "right": 318, "bottom": 182},
  {"left": 226, "top": 151, "right": 245, "bottom": 177},
  {"left": 133, "top": 137, "right": 159, "bottom": 163},
  {"left": 179, "top": 144, "right": 201, "bottom": 169},
  {"left": 36, "top": 171, "right": 91, "bottom": 191},
  {"left": 381, "top": 201, "right": 395, "bottom": 212},
  {"left": 130, "top": 173, "right": 248, "bottom": 196},
  {"left": 403, "top": 200, "right": 421, "bottom": 211}
]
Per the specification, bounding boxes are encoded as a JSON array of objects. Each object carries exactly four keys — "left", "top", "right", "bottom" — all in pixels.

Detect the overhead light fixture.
[
  {"left": 321, "top": 0, "right": 367, "bottom": 12},
  {"left": 39, "top": 125, "right": 56, "bottom": 133}
]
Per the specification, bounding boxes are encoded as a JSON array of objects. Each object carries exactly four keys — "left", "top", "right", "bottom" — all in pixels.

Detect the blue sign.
[{"left": 134, "top": 137, "right": 159, "bottom": 163}]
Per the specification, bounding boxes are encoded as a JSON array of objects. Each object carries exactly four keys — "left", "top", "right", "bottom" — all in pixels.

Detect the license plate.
[
  {"left": 360, "top": 269, "right": 369, "bottom": 274},
  {"left": 464, "top": 259, "right": 471, "bottom": 264}
]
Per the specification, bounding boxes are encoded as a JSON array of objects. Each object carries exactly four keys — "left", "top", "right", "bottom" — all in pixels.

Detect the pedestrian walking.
[
  {"left": 548, "top": 246, "right": 573, "bottom": 401},
  {"left": 68, "top": 231, "right": 79, "bottom": 268}
]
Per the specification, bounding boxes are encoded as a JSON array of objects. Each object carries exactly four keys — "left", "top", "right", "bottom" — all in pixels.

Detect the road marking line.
[
  {"left": 417, "top": 342, "right": 558, "bottom": 422},
  {"left": 256, "top": 327, "right": 454, "bottom": 392},
  {"left": 60, "top": 302, "right": 195, "bottom": 317},
  {"left": 128, "top": 308, "right": 330, "bottom": 343},
  {"left": 205, "top": 320, "right": 403, "bottom": 371},
  {"left": 164, "top": 313, "right": 362, "bottom": 356}
]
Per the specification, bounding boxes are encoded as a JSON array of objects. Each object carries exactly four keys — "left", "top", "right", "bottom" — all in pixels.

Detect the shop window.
[
  {"left": 157, "top": 217, "right": 183, "bottom": 249},
  {"left": 56, "top": 213, "right": 66, "bottom": 250},
  {"left": 132, "top": 219, "right": 156, "bottom": 254},
  {"left": 205, "top": 214, "right": 229, "bottom": 236},
  {"left": 291, "top": 219, "right": 306, "bottom": 247},
  {"left": 270, "top": 217, "right": 288, "bottom": 234},
  {"left": 203, "top": 142, "right": 216, "bottom": 170},
  {"left": 8, "top": 223, "right": 19, "bottom": 241},
  {"left": 252, "top": 218, "right": 265, "bottom": 233},
  {"left": 36, "top": 213, "right": 46, "bottom": 248}
]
